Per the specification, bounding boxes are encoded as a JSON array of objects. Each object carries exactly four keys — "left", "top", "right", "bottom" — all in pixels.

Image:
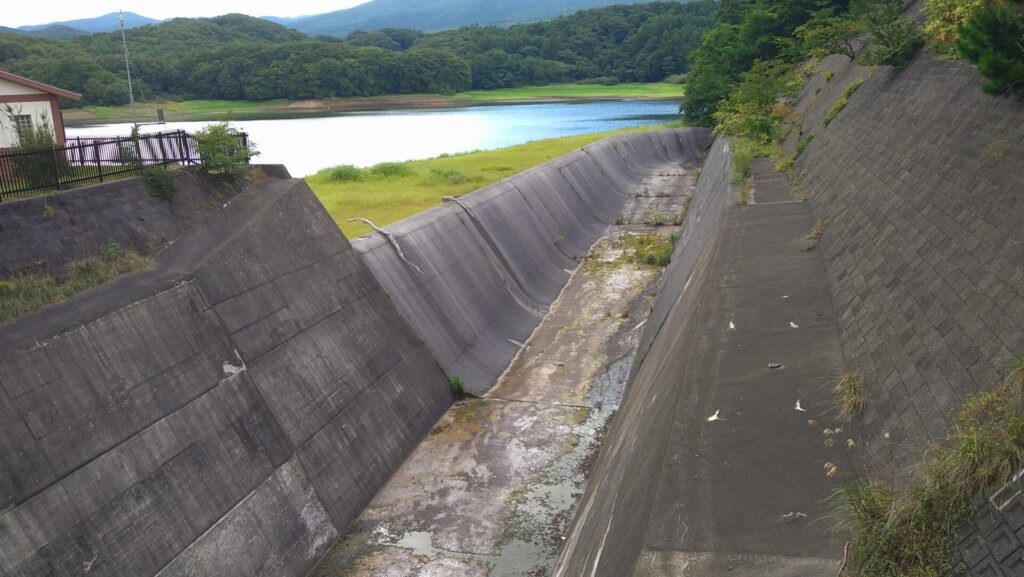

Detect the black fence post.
[{"left": 94, "top": 140, "right": 103, "bottom": 183}]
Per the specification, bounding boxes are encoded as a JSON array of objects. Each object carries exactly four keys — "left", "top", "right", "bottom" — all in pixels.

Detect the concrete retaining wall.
[
  {"left": 792, "top": 52, "right": 1024, "bottom": 472},
  {"left": 553, "top": 135, "right": 734, "bottom": 576},
  {"left": 351, "top": 128, "right": 711, "bottom": 395},
  {"left": 0, "top": 166, "right": 289, "bottom": 278},
  {"left": 789, "top": 50, "right": 1024, "bottom": 576},
  {"left": 0, "top": 178, "right": 452, "bottom": 577}
]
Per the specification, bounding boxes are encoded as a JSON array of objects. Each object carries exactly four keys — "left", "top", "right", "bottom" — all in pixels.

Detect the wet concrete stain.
[{"left": 310, "top": 168, "right": 697, "bottom": 577}]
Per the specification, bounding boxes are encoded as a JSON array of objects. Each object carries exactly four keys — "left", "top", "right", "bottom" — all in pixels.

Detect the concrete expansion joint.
[
  {"left": 347, "top": 217, "right": 424, "bottom": 274},
  {"left": 481, "top": 395, "right": 596, "bottom": 411}
]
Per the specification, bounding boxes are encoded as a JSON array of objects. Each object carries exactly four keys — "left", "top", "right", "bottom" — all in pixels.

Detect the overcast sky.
[{"left": 3, "top": 1, "right": 370, "bottom": 27}]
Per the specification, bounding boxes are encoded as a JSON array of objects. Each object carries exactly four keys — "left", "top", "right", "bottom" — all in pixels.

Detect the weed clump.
[
  {"left": 449, "top": 376, "right": 466, "bottom": 399},
  {"left": 835, "top": 358, "right": 1024, "bottom": 577},
  {"left": 804, "top": 217, "right": 832, "bottom": 250},
  {"left": 630, "top": 233, "right": 676, "bottom": 267}
]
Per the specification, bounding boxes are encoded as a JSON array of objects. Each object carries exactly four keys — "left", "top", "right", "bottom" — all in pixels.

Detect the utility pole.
[{"left": 119, "top": 10, "right": 137, "bottom": 128}]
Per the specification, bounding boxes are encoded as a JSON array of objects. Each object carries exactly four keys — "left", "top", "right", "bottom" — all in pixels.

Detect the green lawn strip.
[{"left": 307, "top": 125, "right": 670, "bottom": 239}]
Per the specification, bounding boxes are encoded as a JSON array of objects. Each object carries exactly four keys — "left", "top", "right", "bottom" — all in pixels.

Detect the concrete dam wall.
[
  {"left": 352, "top": 128, "right": 711, "bottom": 394},
  {"left": 0, "top": 127, "right": 715, "bottom": 577},
  {"left": 0, "top": 179, "right": 452, "bottom": 577}
]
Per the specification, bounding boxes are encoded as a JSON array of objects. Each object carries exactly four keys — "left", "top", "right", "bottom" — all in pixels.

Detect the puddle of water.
[{"left": 587, "top": 353, "right": 635, "bottom": 412}]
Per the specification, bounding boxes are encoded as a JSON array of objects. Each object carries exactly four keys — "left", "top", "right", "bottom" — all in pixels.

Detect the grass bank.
[
  {"left": 0, "top": 248, "right": 152, "bottom": 324},
  {"left": 307, "top": 125, "right": 673, "bottom": 238},
  {"left": 64, "top": 82, "right": 683, "bottom": 125},
  {"left": 452, "top": 82, "right": 683, "bottom": 100}
]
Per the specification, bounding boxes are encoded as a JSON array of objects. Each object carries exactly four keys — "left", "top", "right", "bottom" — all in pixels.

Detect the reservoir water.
[{"left": 66, "top": 100, "right": 680, "bottom": 176}]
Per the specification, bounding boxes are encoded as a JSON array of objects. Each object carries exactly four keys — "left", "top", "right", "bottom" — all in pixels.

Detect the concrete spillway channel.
[{"left": 309, "top": 130, "right": 709, "bottom": 576}]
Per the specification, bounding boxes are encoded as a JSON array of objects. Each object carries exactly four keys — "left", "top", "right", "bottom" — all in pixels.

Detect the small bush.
[
  {"left": 193, "top": 122, "right": 257, "bottom": 179},
  {"left": 449, "top": 376, "right": 466, "bottom": 398},
  {"left": 824, "top": 71, "right": 835, "bottom": 82},
  {"left": 329, "top": 165, "right": 363, "bottom": 182},
  {"left": 142, "top": 166, "right": 175, "bottom": 201},
  {"left": 371, "top": 162, "right": 413, "bottom": 177},
  {"left": 0, "top": 281, "right": 14, "bottom": 295},
  {"left": 923, "top": 0, "right": 987, "bottom": 57}
]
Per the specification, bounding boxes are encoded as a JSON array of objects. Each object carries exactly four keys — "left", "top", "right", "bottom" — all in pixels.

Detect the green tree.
[
  {"left": 857, "top": 0, "right": 924, "bottom": 66},
  {"left": 957, "top": 0, "right": 1024, "bottom": 94},
  {"left": 796, "top": 12, "right": 866, "bottom": 60}
]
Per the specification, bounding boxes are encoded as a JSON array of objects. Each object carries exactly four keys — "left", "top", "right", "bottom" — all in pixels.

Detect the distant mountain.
[
  {"left": 279, "top": 0, "right": 685, "bottom": 38},
  {"left": 18, "top": 12, "right": 160, "bottom": 34},
  {"left": 0, "top": 24, "right": 86, "bottom": 40}
]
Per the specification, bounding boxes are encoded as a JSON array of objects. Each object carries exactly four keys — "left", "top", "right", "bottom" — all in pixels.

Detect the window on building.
[{"left": 14, "top": 114, "right": 33, "bottom": 135}]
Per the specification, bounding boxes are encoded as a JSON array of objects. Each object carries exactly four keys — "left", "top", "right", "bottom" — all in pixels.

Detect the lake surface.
[{"left": 66, "top": 100, "right": 680, "bottom": 176}]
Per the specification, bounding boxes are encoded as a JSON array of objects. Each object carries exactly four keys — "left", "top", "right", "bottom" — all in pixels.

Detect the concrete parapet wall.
[
  {"left": 0, "top": 178, "right": 452, "bottom": 577},
  {"left": 351, "top": 128, "right": 711, "bottom": 395}
]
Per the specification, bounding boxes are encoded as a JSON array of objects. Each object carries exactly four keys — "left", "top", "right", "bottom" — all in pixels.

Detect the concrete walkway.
[{"left": 631, "top": 169, "right": 851, "bottom": 575}]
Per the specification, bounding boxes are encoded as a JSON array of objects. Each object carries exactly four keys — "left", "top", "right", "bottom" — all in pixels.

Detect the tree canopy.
[{"left": 0, "top": 2, "right": 717, "bottom": 106}]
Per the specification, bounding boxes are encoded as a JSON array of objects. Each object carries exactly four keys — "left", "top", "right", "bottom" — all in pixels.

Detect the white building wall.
[
  {"left": 0, "top": 77, "right": 45, "bottom": 96},
  {"left": 0, "top": 100, "right": 56, "bottom": 149}
]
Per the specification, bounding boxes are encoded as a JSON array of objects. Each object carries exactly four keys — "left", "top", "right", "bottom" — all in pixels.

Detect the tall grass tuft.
[{"left": 834, "top": 371, "right": 865, "bottom": 422}]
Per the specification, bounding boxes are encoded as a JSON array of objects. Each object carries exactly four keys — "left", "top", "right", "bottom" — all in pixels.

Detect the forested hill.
[
  {"left": 0, "top": 2, "right": 716, "bottom": 106},
  {"left": 283, "top": 0, "right": 688, "bottom": 38}
]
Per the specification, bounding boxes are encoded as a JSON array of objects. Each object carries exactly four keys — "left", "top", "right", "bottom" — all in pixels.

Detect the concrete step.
[{"left": 750, "top": 158, "right": 796, "bottom": 204}]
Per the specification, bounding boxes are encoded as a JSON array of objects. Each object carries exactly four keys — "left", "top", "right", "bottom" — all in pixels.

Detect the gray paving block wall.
[
  {"left": 793, "top": 51, "right": 1024, "bottom": 472},
  {"left": 0, "top": 166, "right": 288, "bottom": 278},
  {"left": 789, "top": 51, "right": 1024, "bottom": 575},
  {"left": 0, "top": 178, "right": 452, "bottom": 577}
]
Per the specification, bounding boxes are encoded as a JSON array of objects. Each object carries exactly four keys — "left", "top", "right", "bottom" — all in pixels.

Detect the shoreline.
[{"left": 63, "top": 90, "right": 682, "bottom": 127}]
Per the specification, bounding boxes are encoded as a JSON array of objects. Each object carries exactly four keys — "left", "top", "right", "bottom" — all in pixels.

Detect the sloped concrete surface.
[
  {"left": 0, "top": 178, "right": 451, "bottom": 577},
  {"left": 351, "top": 128, "right": 711, "bottom": 395}
]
